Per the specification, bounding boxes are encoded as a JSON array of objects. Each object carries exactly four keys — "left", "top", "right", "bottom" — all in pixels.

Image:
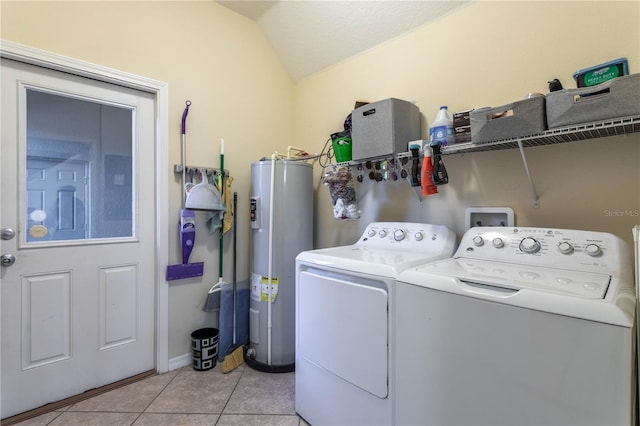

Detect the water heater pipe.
[
  {"left": 266, "top": 154, "right": 277, "bottom": 365},
  {"left": 634, "top": 226, "right": 639, "bottom": 395}
]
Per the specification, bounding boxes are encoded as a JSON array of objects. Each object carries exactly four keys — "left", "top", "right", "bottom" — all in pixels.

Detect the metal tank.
[{"left": 246, "top": 159, "right": 313, "bottom": 372}]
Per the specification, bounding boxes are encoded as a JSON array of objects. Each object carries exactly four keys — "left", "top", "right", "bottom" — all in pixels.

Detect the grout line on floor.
[
  {"left": 215, "top": 364, "right": 246, "bottom": 423},
  {"left": 141, "top": 367, "right": 183, "bottom": 411}
]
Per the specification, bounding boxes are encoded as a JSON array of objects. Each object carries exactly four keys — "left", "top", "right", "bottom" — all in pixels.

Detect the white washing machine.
[
  {"left": 295, "top": 222, "right": 456, "bottom": 426},
  {"left": 396, "top": 226, "right": 636, "bottom": 426}
]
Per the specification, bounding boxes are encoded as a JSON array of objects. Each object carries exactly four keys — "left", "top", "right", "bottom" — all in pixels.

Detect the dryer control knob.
[
  {"left": 472, "top": 236, "right": 484, "bottom": 247},
  {"left": 368, "top": 229, "right": 376, "bottom": 237},
  {"left": 585, "top": 244, "right": 602, "bottom": 257},
  {"left": 393, "top": 229, "right": 405, "bottom": 241},
  {"left": 557, "top": 242, "right": 574, "bottom": 254},
  {"left": 379, "top": 229, "right": 387, "bottom": 238},
  {"left": 414, "top": 232, "right": 424, "bottom": 241},
  {"left": 520, "top": 237, "right": 541, "bottom": 253},
  {"left": 492, "top": 238, "right": 505, "bottom": 248}
]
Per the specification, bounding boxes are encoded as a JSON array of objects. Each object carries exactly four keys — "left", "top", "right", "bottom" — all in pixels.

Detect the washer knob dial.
[
  {"left": 368, "top": 229, "right": 376, "bottom": 237},
  {"left": 393, "top": 229, "right": 405, "bottom": 241},
  {"left": 379, "top": 229, "right": 387, "bottom": 238},
  {"left": 557, "top": 242, "right": 574, "bottom": 254},
  {"left": 414, "top": 232, "right": 424, "bottom": 241},
  {"left": 585, "top": 243, "right": 602, "bottom": 257},
  {"left": 472, "top": 236, "right": 484, "bottom": 247},
  {"left": 492, "top": 237, "right": 505, "bottom": 248},
  {"left": 520, "top": 237, "right": 541, "bottom": 253}
]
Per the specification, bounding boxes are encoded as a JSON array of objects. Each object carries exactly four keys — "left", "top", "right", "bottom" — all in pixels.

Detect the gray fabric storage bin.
[
  {"left": 352, "top": 98, "right": 421, "bottom": 161},
  {"left": 470, "top": 96, "right": 546, "bottom": 144},
  {"left": 546, "top": 73, "right": 640, "bottom": 129}
]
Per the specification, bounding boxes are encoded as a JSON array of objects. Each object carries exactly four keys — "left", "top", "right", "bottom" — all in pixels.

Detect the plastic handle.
[
  {"left": 458, "top": 279, "right": 519, "bottom": 298},
  {"left": 181, "top": 100, "right": 191, "bottom": 135}
]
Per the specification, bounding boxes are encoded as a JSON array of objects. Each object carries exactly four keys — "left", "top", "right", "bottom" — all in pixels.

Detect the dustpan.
[{"left": 185, "top": 179, "right": 225, "bottom": 211}]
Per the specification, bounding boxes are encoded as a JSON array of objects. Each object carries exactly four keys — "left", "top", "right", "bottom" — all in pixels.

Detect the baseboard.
[{"left": 169, "top": 353, "right": 192, "bottom": 371}]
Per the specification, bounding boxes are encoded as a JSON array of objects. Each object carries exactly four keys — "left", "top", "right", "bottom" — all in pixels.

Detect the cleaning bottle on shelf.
[
  {"left": 431, "top": 144, "right": 448, "bottom": 185},
  {"left": 429, "top": 106, "right": 454, "bottom": 147},
  {"left": 421, "top": 146, "right": 438, "bottom": 197}
]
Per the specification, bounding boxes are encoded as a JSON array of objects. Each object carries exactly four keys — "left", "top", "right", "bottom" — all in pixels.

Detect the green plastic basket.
[{"left": 331, "top": 131, "right": 352, "bottom": 163}]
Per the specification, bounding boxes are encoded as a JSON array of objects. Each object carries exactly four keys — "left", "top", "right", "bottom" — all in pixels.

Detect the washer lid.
[
  {"left": 398, "top": 258, "right": 634, "bottom": 327},
  {"left": 296, "top": 245, "right": 451, "bottom": 278},
  {"left": 420, "top": 258, "right": 611, "bottom": 299}
]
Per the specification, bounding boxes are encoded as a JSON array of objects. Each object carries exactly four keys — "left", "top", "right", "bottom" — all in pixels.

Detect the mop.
[
  {"left": 166, "top": 100, "right": 205, "bottom": 281},
  {"left": 222, "top": 191, "right": 244, "bottom": 373}
]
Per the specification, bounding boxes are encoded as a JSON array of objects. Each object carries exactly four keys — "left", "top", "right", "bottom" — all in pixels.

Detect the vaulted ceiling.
[{"left": 217, "top": 1, "right": 469, "bottom": 81}]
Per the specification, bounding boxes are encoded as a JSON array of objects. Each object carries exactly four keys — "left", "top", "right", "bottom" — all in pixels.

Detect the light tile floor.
[{"left": 13, "top": 364, "right": 310, "bottom": 426}]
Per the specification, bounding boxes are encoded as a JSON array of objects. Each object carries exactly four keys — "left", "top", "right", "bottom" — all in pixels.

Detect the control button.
[
  {"left": 492, "top": 238, "right": 505, "bottom": 248},
  {"left": 472, "top": 236, "right": 484, "bottom": 247},
  {"left": 519, "top": 237, "right": 541, "bottom": 254},
  {"left": 414, "top": 232, "right": 424, "bottom": 241},
  {"left": 519, "top": 271, "right": 540, "bottom": 280},
  {"left": 585, "top": 244, "right": 602, "bottom": 257},
  {"left": 556, "top": 278, "right": 572, "bottom": 285},
  {"left": 557, "top": 242, "right": 574, "bottom": 255},
  {"left": 379, "top": 230, "right": 387, "bottom": 238},
  {"left": 584, "top": 282, "right": 600, "bottom": 291},
  {"left": 393, "top": 229, "right": 405, "bottom": 241},
  {"left": 368, "top": 229, "right": 376, "bottom": 237}
]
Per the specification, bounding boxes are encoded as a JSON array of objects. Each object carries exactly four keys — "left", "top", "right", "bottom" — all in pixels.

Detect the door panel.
[
  {"left": 27, "top": 158, "right": 88, "bottom": 242},
  {"left": 22, "top": 272, "right": 72, "bottom": 369},
  {"left": 1, "top": 58, "right": 156, "bottom": 419},
  {"left": 99, "top": 264, "right": 138, "bottom": 348},
  {"left": 298, "top": 269, "right": 389, "bottom": 398}
]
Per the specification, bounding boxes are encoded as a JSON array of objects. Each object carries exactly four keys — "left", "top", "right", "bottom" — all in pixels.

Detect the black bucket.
[{"left": 191, "top": 328, "right": 218, "bottom": 371}]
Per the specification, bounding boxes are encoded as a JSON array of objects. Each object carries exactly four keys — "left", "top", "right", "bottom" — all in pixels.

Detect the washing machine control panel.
[
  {"left": 359, "top": 222, "right": 456, "bottom": 253},
  {"left": 458, "top": 226, "right": 628, "bottom": 274}
]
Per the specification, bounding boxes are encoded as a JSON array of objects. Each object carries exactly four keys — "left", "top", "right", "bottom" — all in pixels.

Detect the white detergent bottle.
[{"left": 429, "top": 106, "right": 454, "bottom": 146}]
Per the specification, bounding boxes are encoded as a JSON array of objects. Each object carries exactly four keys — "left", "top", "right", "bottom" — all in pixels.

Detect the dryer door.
[{"left": 298, "top": 268, "right": 388, "bottom": 398}]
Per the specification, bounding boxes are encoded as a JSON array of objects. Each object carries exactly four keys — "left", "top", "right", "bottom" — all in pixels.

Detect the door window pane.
[{"left": 26, "top": 88, "right": 134, "bottom": 242}]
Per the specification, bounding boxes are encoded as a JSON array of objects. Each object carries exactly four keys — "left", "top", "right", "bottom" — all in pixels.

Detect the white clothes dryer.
[
  {"left": 295, "top": 222, "right": 456, "bottom": 426},
  {"left": 396, "top": 226, "right": 636, "bottom": 426}
]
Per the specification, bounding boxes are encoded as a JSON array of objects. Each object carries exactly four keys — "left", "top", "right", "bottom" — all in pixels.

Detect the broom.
[
  {"left": 222, "top": 191, "right": 244, "bottom": 373},
  {"left": 203, "top": 139, "right": 227, "bottom": 312}
]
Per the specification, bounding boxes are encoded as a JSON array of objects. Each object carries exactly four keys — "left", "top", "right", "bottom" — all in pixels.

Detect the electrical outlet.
[{"left": 465, "top": 207, "right": 514, "bottom": 230}]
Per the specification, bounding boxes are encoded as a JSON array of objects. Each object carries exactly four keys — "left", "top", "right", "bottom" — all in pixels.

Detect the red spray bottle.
[{"left": 421, "top": 146, "right": 438, "bottom": 197}]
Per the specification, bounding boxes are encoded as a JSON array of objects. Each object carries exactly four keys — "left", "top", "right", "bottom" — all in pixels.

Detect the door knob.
[
  {"left": 1, "top": 228, "right": 15, "bottom": 240},
  {"left": 1, "top": 254, "right": 16, "bottom": 267}
]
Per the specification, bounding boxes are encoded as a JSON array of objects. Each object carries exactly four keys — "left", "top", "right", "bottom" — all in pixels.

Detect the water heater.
[{"left": 246, "top": 159, "right": 313, "bottom": 372}]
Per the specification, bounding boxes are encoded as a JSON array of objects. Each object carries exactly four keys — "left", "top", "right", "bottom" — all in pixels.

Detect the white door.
[{"left": 1, "top": 58, "right": 156, "bottom": 419}]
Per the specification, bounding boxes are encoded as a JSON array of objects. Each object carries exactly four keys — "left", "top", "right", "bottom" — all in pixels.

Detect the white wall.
[
  {"left": 1, "top": 0, "right": 295, "bottom": 359},
  {"left": 294, "top": 1, "right": 640, "bottom": 250}
]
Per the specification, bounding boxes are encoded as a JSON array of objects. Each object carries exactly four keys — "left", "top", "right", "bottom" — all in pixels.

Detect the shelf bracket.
[{"left": 517, "top": 140, "right": 539, "bottom": 208}]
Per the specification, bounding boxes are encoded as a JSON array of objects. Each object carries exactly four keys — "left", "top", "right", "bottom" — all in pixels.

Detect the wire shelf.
[
  {"left": 442, "top": 115, "right": 640, "bottom": 155},
  {"left": 331, "top": 115, "right": 640, "bottom": 207},
  {"left": 334, "top": 115, "right": 640, "bottom": 167}
]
